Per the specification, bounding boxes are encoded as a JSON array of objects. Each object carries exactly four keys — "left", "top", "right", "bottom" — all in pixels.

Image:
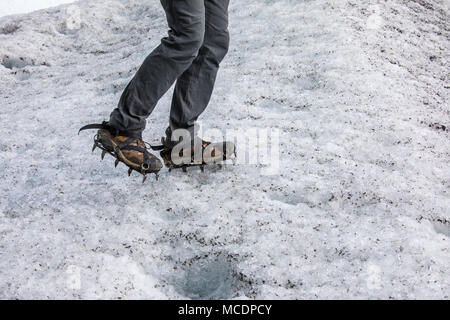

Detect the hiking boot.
[
  {"left": 159, "top": 137, "right": 236, "bottom": 172},
  {"left": 79, "top": 122, "right": 162, "bottom": 182}
]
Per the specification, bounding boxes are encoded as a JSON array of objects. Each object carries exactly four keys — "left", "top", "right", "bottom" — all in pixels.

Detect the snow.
[
  {"left": 0, "top": 0, "right": 449, "bottom": 299},
  {"left": 0, "top": 0, "right": 77, "bottom": 17}
]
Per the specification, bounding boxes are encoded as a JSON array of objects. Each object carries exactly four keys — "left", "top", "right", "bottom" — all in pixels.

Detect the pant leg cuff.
[{"left": 108, "top": 118, "right": 143, "bottom": 139}]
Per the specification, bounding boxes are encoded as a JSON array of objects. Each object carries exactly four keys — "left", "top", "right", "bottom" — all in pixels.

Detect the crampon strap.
[{"left": 120, "top": 144, "right": 152, "bottom": 162}]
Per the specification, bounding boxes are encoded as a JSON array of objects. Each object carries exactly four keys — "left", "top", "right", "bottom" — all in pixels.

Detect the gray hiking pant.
[{"left": 109, "top": 0, "right": 230, "bottom": 140}]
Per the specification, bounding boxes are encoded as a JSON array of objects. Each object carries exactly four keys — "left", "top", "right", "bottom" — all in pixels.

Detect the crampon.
[
  {"left": 79, "top": 122, "right": 163, "bottom": 183},
  {"left": 158, "top": 137, "right": 237, "bottom": 173}
]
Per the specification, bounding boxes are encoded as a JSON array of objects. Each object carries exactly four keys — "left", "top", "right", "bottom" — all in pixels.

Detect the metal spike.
[
  {"left": 168, "top": 168, "right": 172, "bottom": 173},
  {"left": 200, "top": 165, "right": 204, "bottom": 172},
  {"left": 128, "top": 168, "right": 133, "bottom": 176},
  {"left": 92, "top": 143, "right": 97, "bottom": 152},
  {"left": 115, "top": 159, "right": 120, "bottom": 168},
  {"left": 142, "top": 174, "right": 147, "bottom": 184},
  {"left": 101, "top": 150, "right": 106, "bottom": 160},
  {"left": 155, "top": 173, "right": 159, "bottom": 181}
]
